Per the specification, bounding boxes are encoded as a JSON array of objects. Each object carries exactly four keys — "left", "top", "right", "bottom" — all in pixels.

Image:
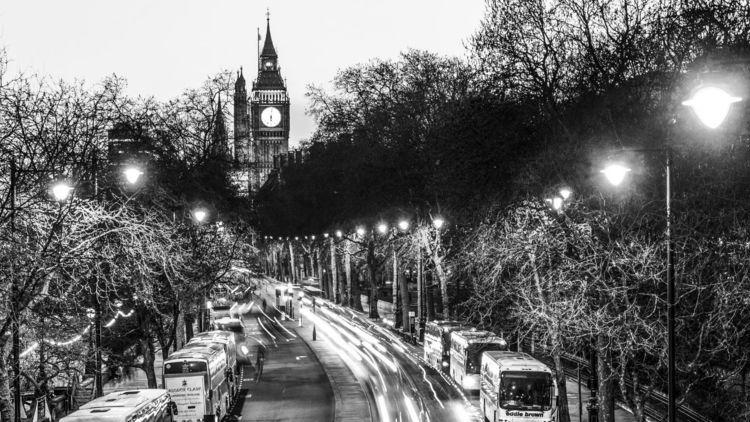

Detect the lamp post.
[
  {"left": 601, "top": 85, "right": 739, "bottom": 422},
  {"left": 192, "top": 208, "right": 209, "bottom": 332}
]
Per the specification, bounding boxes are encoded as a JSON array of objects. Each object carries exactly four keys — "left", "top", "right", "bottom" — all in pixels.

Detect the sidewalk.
[{"left": 102, "top": 352, "right": 164, "bottom": 393}]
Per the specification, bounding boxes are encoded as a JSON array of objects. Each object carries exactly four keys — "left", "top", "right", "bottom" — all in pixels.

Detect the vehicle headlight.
[{"left": 442, "top": 361, "right": 449, "bottom": 367}]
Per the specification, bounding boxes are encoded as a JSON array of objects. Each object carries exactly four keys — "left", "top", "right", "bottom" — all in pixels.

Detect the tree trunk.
[
  {"left": 315, "top": 247, "right": 324, "bottom": 288},
  {"left": 141, "top": 340, "right": 157, "bottom": 388},
  {"left": 597, "top": 335, "right": 615, "bottom": 422},
  {"left": 392, "top": 248, "right": 400, "bottom": 329},
  {"left": 552, "top": 351, "right": 571, "bottom": 422},
  {"left": 287, "top": 241, "right": 296, "bottom": 283},
  {"left": 0, "top": 342, "right": 13, "bottom": 422},
  {"left": 399, "top": 263, "right": 410, "bottom": 333},
  {"left": 329, "top": 238, "right": 338, "bottom": 302},
  {"left": 366, "top": 242, "right": 378, "bottom": 318},
  {"left": 344, "top": 240, "right": 352, "bottom": 307}
]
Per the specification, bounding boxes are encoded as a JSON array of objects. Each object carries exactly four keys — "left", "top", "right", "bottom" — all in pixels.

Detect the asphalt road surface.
[{"left": 225, "top": 299, "right": 334, "bottom": 422}]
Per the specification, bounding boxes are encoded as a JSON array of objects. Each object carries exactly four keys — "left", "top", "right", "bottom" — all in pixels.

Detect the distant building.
[{"left": 233, "top": 13, "right": 290, "bottom": 196}]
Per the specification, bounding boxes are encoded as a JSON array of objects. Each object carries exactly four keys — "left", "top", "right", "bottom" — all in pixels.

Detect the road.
[
  {"left": 252, "top": 277, "right": 479, "bottom": 422},
  {"left": 225, "top": 298, "right": 335, "bottom": 422}
]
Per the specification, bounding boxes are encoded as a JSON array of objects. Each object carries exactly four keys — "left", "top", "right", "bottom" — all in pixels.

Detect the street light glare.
[
  {"left": 123, "top": 167, "right": 144, "bottom": 185},
  {"left": 377, "top": 223, "right": 388, "bottom": 234},
  {"left": 433, "top": 217, "right": 445, "bottom": 229},
  {"left": 398, "top": 220, "right": 410, "bottom": 231},
  {"left": 551, "top": 197, "right": 563, "bottom": 210},
  {"left": 559, "top": 188, "right": 572, "bottom": 200},
  {"left": 601, "top": 163, "right": 632, "bottom": 186},
  {"left": 682, "top": 86, "right": 741, "bottom": 129},
  {"left": 193, "top": 209, "right": 208, "bottom": 222},
  {"left": 335, "top": 230, "right": 343, "bottom": 238},
  {"left": 356, "top": 226, "right": 366, "bottom": 236},
  {"left": 52, "top": 182, "right": 73, "bottom": 202}
]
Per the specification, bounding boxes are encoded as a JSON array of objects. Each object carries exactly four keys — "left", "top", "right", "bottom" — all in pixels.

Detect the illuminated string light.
[{"left": 19, "top": 308, "right": 136, "bottom": 357}]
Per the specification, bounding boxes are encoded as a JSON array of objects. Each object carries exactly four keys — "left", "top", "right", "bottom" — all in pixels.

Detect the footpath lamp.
[
  {"left": 122, "top": 166, "right": 144, "bottom": 186},
  {"left": 192, "top": 208, "right": 209, "bottom": 331},
  {"left": 601, "top": 85, "right": 740, "bottom": 422}
]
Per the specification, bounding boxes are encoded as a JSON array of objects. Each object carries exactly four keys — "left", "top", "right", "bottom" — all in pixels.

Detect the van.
[{"left": 60, "top": 389, "right": 176, "bottom": 422}]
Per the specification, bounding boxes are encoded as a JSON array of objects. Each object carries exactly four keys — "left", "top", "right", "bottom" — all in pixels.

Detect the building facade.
[{"left": 233, "top": 15, "right": 290, "bottom": 195}]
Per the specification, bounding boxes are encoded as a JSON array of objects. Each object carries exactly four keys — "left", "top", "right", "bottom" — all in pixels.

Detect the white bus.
[
  {"left": 423, "top": 320, "right": 463, "bottom": 372},
  {"left": 449, "top": 330, "right": 508, "bottom": 391},
  {"left": 163, "top": 346, "right": 230, "bottom": 422},
  {"left": 480, "top": 351, "right": 559, "bottom": 422},
  {"left": 60, "top": 389, "right": 176, "bottom": 422},
  {"left": 183, "top": 337, "right": 238, "bottom": 400}
]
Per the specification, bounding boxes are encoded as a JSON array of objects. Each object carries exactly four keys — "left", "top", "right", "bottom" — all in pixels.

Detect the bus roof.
[
  {"left": 426, "top": 320, "right": 463, "bottom": 329},
  {"left": 482, "top": 351, "right": 552, "bottom": 373},
  {"left": 61, "top": 389, "right": 168, "bottom": 421},
  {"left": 166, "top": 346, "right": 224, "bottom": 363},
  {"left": 451, "top": 329, "right": 505, "bottom": 345},
  {"left": 192, "top": 330, "right": 236, "bottom": 343}
]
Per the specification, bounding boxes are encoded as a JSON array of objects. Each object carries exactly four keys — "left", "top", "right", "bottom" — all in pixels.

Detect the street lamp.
[
  {"left": 356, "top": 226, "right": 366, "bottom": 236},
  {"left": 398, "top": 220, "right": 410, "bottom": 231},
  {"left": 600, "top": 163, "right": 631, "bottom": 186},
  {"left": 377, "top": 223, "right": 388, "bottom": 234},
  {"left": 122, "top": 167, "right": 144, "bottom": 185},
  {"left": 335, "top": 230, "right": 343, "bottom": 238},
  {"left": 432, "top": 217, "right": 445, "bottom": 230},
  {"left": 682, "top": 85, "right": 741, "bottom": 129},
  {"left": 51, "top": 182, "right": 73, "bottom": 202},
  {"left": 601, "top": 86, "right": 740, "bottom": 422},
  {"left": 193, "top": 208, "right": 208, "bottom": 223}
]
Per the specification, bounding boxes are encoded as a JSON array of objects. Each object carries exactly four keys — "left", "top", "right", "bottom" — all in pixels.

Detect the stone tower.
[{"left": 249, "top": 14, "right": 290, "bottom": 192}]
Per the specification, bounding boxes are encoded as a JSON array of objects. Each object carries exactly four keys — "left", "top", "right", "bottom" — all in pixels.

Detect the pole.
[
  {"left": 94, "top": 298, "right": 103, "bottom": 397},
  {"left": 666, "top": 149, "right": 676, "bottom": 422},
  {"left": 587, "top": 338, "right": 599, "bottom": 422},
  {"left": 10, "top": 160, "right": 21, "bottom": 422},
  {"left": 416, "top": 244, "right": 423, "bottom": 341},
  {"left": 392, "top": 248, "right": 398, "bottom": 328},
  {"left": 578, "top": 363, "right": 582, "bottom": 422}
]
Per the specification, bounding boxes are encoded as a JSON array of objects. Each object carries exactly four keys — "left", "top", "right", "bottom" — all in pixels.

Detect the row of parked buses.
[
  {"left": 61, "top": 330, "right": 241, "bottom": 422},
  {"left": 423, "top": 321, "right": 559, "bottom": 422},
  {"left": 162, "top": 330, "right": 241, "bottom": 422}
]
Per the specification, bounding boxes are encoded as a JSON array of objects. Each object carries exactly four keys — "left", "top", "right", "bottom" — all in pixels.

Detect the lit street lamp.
[
  {"left": 123, "top": 166, "right": 144, "bottom": 185},
  {"left": 377, "top": 223, "right": 388, "bottom": 234},
  {"left": 398, "top": 220, "right": 409, "bottom": 231},
  {"left": 601, "top": 85, "right": 739, "bottom": 422},
  {"left": 51, "top": 182, "right": 73, "bottom": 202},
  {"left": 356, "top": 226, "right": 366, "bottom": 236},
  {"left": 432, "top": 217, "right": 444, "bottom": 230},
  {"left": 601, "top": 163, "right": 631, "bottom": 187},
  {"left": 193, "top": 208, "right": 208, "bottom": 223},
  {"left": 682, "top": 85, "right": 741, "bottom": 129}
]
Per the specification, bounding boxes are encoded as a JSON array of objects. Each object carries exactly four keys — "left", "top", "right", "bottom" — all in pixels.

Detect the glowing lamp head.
[
  {"left": 601, "top": 163, "right": 631, "bottom": 186},
  {"left": 433, "top": 217, "right": 445, "bottom": 229},
  {"left": 356, "top": 227, "right": 365, "bottom": 236},
  {"left": 52, "top": 182, "right": 73, "bottom": 202},
  {"left": 559, "top": 188, "right": 572, "bottom": 200},
  {"left": 193, "top": 209, "right": 208, "bottom": 223},
  {"left": 123, "top": 167, "right": 144, "bottom": 185},
  {"left": 398, "top": 220, "right": 410, "bottom": 231},
  {"left": 377, "top": 223, "right": 388, "bottom": 234},
  {"left": 323, "top": 232, "right": 329, "bottom": 238},
  {"left": 547, "top": 197, "right": 564, "bottom": 211},
  {"left": 683, "top": 86, "right": 741, "bottom": 129},
  {"left": 335, "top": 230, "right": 343, "bottom": 238}
]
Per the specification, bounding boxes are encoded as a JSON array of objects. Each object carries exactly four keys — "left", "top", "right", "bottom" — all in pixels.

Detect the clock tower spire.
[{"left": 249, "top": 11, "right": 289, "bottom": 193}]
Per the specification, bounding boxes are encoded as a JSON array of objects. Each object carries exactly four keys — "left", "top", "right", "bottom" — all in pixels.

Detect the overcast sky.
[{"left": 0, "top": 0, "right": 486, "bottom": 147}]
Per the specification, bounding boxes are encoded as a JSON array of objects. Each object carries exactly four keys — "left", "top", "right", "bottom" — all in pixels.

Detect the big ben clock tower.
[{"left": 249, "top": 13, "right": 290, "bottom": 192}]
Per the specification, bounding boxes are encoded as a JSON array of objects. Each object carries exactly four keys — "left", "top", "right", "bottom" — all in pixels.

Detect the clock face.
[
  {"left": 265, "top": 61, "right": 273, "bottom": 69},
  {"left": 261, "top": 107, "right": 281, "bottom": 127}
]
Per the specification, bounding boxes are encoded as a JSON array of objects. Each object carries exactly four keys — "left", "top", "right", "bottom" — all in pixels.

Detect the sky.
[{"left": 0, "top": 0, "right": 486, "bottom": 147}]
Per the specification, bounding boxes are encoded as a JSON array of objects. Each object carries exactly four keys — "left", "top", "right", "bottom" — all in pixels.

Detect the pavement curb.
[{"left": 295, "top": 320, "right": 372, "bottom": 422}]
